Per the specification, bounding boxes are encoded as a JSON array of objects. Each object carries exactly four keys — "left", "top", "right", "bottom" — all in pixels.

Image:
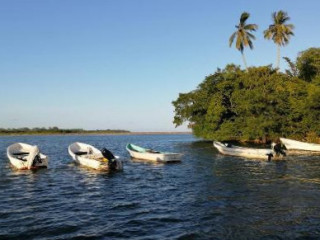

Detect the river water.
[{"left": 0, "top": 134, "right": 320, "bottom": 239}]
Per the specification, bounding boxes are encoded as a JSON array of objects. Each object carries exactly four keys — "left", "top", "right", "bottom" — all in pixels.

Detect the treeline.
[
  {"left": 0, "top": 127, "right": 130, "bottom": 135},
  {"left": 172, "top": 48, "right": 320, "bottom": 143}
]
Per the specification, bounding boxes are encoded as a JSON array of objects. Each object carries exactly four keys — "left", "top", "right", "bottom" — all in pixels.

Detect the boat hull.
[
  {"left": 126, "top": 144, "right": 182, "bottom": 162},
  {"left": 280, "top": 138, "right": 320, "bottom": 152},
  {"left": 213, "top": 141, "right": 275, "bottom": 160}
]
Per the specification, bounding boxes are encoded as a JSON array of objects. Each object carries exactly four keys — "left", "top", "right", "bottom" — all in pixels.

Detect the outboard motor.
[
  {"left": 272, "top": 142, "right": 286, "bottom": 157},
  {"left": 101, "top": 148, "right": 117, "bottom": 170},
  {"left": 32, "top": 154, "right": 42, "bottom": 167}
]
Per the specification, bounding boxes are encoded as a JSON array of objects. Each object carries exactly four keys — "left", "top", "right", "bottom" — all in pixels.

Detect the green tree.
[
  {"left": 264, "top": 11, "right": 294, "bottom": 70},
  {"left": 296, "top": 48, "right": 320, "bottom": 82},
  {"left": 173, "top": 62, "right": 319, "bottom": 142},
  {"left": 229, "top": 12, "right": 258, "bottom": 71},
  {"left": 283, "top": 57, "right": 298, "bottom": 77}
]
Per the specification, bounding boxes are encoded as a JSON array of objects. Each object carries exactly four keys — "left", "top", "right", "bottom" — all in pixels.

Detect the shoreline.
[{"left": 0, "top": 131, "right": 192, "bottom": 137}]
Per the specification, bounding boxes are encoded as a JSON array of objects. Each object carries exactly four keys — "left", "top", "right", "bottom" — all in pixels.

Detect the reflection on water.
[
  {"left": 130, "top": 157, "right": 182, "bottom": 166},
  {"left": 0, "top": 134, "right": 320, "bottom": 239}
]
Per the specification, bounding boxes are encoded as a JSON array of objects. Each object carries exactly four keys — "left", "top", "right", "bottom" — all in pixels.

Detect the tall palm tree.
[
  {"left": 264, "top": 11, "right": 294, "bottom": 70},
  {"left": 229, "top": 12, "right": 258, "bottom": 70}
]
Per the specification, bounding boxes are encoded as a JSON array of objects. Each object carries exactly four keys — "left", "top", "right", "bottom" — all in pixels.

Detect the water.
[{"left": 1, "top": 134, "right": 320, "bottom": 239}]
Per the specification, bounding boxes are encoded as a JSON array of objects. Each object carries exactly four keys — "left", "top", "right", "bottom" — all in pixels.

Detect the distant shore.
[{"left": 0, "top": 131, "right": 192, "bottom": 137}]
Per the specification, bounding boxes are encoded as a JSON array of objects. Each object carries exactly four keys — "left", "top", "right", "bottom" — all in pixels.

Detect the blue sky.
[{"left": 0, "top": 0, "right": 319, "bottom": 131}]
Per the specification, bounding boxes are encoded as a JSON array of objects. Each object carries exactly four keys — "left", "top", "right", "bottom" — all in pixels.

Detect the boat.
[
  {"left": 213, "top": 141, "right": 283, "bottom": 160},
  {"left": 7, "top": 143, "right": 49, "bottom": 170},
  {"left": 280, "top": 138, "right": 320, "bottom": 152},
  {"left": 68, "top": 142, "right": 123, "bottom": 171},
  {"left": 126, "top": 143, "right": 182, "bottom": 162}
]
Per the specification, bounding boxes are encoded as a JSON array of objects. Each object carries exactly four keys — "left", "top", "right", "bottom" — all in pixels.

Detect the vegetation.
[
  {"left": 264, "top": 11, "right": 294, "bottom": 69},
  {"left": 0, "top": 127, "right": 130, "bottom": 135},
  {"left": 296, "top": 48, "right": 320, "bottom": 83},
  {"left": 173, "top": 10, "right": 320, "bottom": 143},
  {"left": 173, "top": 48, "right": 320, "bottom": 143},
  {"left": 229, "top": 12, "right": 258, "bottom": 70}
]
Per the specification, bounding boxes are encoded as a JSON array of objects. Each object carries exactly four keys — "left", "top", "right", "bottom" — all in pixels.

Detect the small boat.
[
  {"left": 7, "top": 143, "right": 49, "bottom": 170},
  {"left": 213, "top": 141, "right": 282, "bottom": 161},
  {"left": 280, "top": 138, "right": 320, "bottom": 152},
  {"left": 68, "top": 142, "right": 123, "bottom": 171},
  {"left": 126, "top": 143, "right": 182, "bottom": 162}
]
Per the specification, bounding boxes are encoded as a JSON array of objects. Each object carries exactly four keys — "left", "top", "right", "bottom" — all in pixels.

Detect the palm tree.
[
  {"left": 229, "top": 12, "right": 258, "bottom": 70},
  {"left": 264, "top": 11, "right": 294, "bottom": 70}
]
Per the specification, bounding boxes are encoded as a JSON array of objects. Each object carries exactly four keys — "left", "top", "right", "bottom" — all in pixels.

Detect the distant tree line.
[
  {"left": 172, "top": 47, "right": 320, "bottom": 143},
  {"left": 0, "top": 127, "right": 130, "bottom": 135}
]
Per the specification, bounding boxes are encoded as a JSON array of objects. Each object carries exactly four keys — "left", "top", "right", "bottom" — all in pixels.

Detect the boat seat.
[
  {"left": 146, "top": 149, "right": 160, "bottom": 153},
  {"left": 75, "top": 151, "right": 88, "bottom": 156},
  {"left": 16, "top": 156, "right": 27, "bottom": 161},
  {"left": 13, "top": 152, "right": 29, "bottom": 156}
]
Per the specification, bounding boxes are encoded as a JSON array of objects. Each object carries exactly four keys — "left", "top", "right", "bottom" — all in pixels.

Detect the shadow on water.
[
  {"left": 130, "top": 157, "right": 182, "bottom": 166},
  {"left": 130, "top": 158, "right": 167, "bottom": 166}
]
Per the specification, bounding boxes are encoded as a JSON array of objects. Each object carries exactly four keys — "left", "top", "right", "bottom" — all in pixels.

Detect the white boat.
[
  {"left": 7, "top": 143, "right": 48, "bottom": 170},
  {"left": 126, "top": 143, "right": 182, "bottom": 162},
  {"left": 68, "top": 142, "right": 123, "bottom": 171},
  {"left": 280, "top": 138, "right": 320, "bottom": 152},
  {"left": 213, "top": 141, "right": 280, "bottom": 160}
]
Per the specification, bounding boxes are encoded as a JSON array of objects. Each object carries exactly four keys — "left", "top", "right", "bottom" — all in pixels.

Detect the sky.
[{"left": 0, "top": 0, "right": 319, "bottom": 132}]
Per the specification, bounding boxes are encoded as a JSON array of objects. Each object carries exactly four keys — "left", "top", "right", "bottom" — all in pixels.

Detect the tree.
[
  {"left": 283, "top": 57, "right": 298, "bottom": 77},
  {"left": 173, "top": 62, "right": 320, "bottom": 142},
  {"left": 296, "top": 48, "right": 320, "bottom": 82},
  {"left": 264, "top": 11, "right": 294, "bottom": 70},
  {"left": 229, "top": 12, "right": 258, "bottom": 71}
]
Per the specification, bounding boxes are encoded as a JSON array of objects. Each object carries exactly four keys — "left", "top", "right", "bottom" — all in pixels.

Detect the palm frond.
[
  {"left": 263, "top": 29, "right": 272, "bottom": 39},
  {"left": 283, "top": 56, "right": 298, "bottom": 76},
  {"left": 229, "top": 32, "right": 237, "bottom": 47},
  {"left": 272, "top": 12, "right": 277, "bottom": 22},
  {"left": 286, "top": 24, "right": 295, "bottom": 30},
  {"left": 247, "top": 32, "right": 256, "bottom": 40},
  {"left": 243, "top": 34, "right": 249, "bottom": 47},
  {"left": 240, "top": 12, "right": 250, "bottom": 24},
  {"left": 236, "top": 34, "right": 244, "bottom": 52},
  {"left": 282, "top": 16, "right": 290, "bottom": 23},
  {"left": 248, "top": 40, "right": 254, "bottom": 50},
  {"left": 244, "top": 24, "right": 258, "bottom": 31}
]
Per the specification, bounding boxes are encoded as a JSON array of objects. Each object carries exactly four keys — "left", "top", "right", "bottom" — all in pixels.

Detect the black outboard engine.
[
  {"left": 101, "top": 148, "right": 117, "bottom": 170},
  {"left": 32, "top": 154, "right": 42, "bottom": 167},
  {"left": 273, "top": 143, "right": 286, "bottom": 157}
]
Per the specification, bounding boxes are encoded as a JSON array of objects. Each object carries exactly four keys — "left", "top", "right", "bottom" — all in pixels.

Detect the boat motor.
[
  {"left": 101, "top": 148, "right": 117, "bottom": 170},
  {"left": 32, "top": 154, "right": 42, "bottom": 167},
  {"left": 272, "top": 143, "right": 286, "bottom": 157}
]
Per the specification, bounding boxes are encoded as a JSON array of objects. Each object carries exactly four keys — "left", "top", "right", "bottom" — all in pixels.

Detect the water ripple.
[{"left": 1, "top": 135, "right": 320, "bottom": 239}]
